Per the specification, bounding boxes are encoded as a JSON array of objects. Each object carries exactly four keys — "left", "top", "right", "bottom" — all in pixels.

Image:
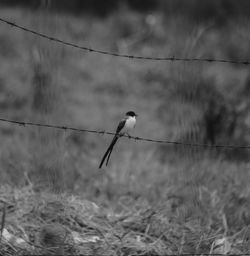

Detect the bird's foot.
[{"left": 126, "top": 133, "right": 132, "bottom": 139}]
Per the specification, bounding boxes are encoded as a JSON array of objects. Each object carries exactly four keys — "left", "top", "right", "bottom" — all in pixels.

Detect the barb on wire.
[
  {"left": 0, "top": 17, "right": 250, "bottom": 65},
  {"left": 0, "top": 117, "right": 250, "bottom": 150}
]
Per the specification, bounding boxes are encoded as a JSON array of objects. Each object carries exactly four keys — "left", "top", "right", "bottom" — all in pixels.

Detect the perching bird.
[{"left": 99, "top": 111, "right": 137, "bottom": 168}]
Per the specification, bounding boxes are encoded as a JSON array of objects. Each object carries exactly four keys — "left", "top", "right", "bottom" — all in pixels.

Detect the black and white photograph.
[{"left": 0, "top": 1, "right": 249, "bottom": 255}]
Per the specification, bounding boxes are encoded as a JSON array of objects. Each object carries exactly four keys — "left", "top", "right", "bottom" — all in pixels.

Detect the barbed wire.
[
  {"left": 0, "top": 117, "right": 250, "bottom": 149},
  {"left": 0, "top": 17, "right": 250, "bottom": 65}
]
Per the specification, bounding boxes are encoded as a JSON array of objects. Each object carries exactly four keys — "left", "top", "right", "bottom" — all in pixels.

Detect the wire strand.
[
  {"left": 0, "top": 117, "right": 249, "bottom": 149},
  {"left": 0, "top": 17, "right": 250, "bottom": 65}
]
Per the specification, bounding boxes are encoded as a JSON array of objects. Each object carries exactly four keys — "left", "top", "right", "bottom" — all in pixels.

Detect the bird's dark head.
[{"left": 126, "top": 111, "right": 138, "bottom": 117}]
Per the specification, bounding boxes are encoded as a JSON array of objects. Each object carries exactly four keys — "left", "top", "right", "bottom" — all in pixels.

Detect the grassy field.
[{"left": 0, "top": 5, "right": 250, "bottom": 255}]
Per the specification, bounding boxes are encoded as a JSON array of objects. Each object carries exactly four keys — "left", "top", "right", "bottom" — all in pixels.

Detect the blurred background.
[{"left": 0, "top": 0, "right": 250, "bottom": 252}]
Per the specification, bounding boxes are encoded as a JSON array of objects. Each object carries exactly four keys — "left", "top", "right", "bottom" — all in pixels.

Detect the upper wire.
[{"left": 0, "top": 17, "right": 250, "bottom": 65}]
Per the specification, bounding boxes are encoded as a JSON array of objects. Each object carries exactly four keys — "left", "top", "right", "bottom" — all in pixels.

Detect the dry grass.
[{"left": 0, "top": 185, "right": 249, "bottom": 255}]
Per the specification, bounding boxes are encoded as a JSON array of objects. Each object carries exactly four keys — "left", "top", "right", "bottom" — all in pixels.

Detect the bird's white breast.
[{"left": 124, "top": 116, "right": 136, "bottom": 132}]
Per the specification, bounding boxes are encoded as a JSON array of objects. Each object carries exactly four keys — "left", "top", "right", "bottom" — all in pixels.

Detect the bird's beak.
[{"left": 135, "top": 114, "right": 138, "bottom": 117}]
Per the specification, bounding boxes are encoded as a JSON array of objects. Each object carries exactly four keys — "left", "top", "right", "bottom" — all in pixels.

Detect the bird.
[{"left": 99, "top": 111, "right": 138, "bottom": 168}]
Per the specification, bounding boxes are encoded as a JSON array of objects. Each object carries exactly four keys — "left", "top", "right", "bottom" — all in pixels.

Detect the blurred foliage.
[
  {"left": 0, "top": 5, "right": 249, "bottom": 254},
  {"left": 1, "top": 0, "right": 250, "bottom": 19},
  {"left": 158, "top": 64, "right": 249, "bottom": 162},
  {"left": 0, "top": 1, "right": 249, "bottom": 190}
]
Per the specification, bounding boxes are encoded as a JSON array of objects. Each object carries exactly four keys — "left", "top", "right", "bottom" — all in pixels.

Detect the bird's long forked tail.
[
  {"left": 99, "top": 135, "right": 119, "bottom": 168},
  {"left": 105, "top": 139, "right": 116, "bottom": 166}
]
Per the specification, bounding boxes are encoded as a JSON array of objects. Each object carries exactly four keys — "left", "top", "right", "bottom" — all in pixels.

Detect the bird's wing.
[{"left": 115, "top": 118, "right": 126, "bottom": 134}]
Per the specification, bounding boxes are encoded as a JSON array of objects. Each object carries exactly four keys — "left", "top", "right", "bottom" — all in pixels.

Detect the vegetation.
[{"left": 0, "top": 2, "right": 249, "bottom": 255}]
